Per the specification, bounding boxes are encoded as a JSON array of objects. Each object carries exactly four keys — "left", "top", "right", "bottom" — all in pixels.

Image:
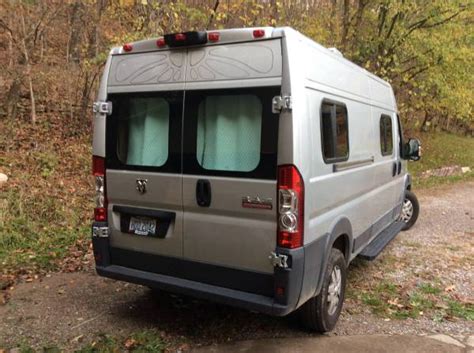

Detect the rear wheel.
[
  {"left": 400, "top": 190, "right": 419, "bottom": 231},
  {"left": 299, "top": 248, "right": 346, "bottom": 332}
]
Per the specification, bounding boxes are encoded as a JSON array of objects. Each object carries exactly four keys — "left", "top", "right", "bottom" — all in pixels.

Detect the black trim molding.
[{"left": 109, "top": 247, "right": 274, "bottom": 297}]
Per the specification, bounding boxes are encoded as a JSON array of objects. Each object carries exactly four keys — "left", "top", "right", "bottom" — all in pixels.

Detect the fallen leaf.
[
  {"left": 444, "top": 285, "right": 456, "bottom": 293},
  {"left": 124, "top": 338, "right": 137, "bottom": 350},
  {"left": 71, "top": 334, "right": 84, "bottom": 343}
]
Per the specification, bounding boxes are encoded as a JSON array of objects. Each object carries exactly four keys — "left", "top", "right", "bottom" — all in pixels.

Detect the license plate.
[{"left": 129, "top": 217, "right": 157, "bottom": 236}]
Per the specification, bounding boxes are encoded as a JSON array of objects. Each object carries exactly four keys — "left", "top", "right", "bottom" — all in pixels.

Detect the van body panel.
[
  {"left": 182, "top": 176, "right": 277, "bottom": 273},
  {"left": 106, "top": 170, "right": 184, "bottom": 258},
  {"left": 92, "top": 52, "right": 113, "bottom": 158},
  {"left": 108, "top": 50, "right": 187, "bottom": 87},
  {"left": 185, "top": 40, "right": 282, "bottom": 83}
]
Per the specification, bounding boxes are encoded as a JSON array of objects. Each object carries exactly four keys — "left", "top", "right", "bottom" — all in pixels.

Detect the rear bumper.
[
  {"left": 91, "top": 223, "right": 304, "bottom": 316},
  {"left": 96, "top": 264, "right": 292, "bottom": 316}
]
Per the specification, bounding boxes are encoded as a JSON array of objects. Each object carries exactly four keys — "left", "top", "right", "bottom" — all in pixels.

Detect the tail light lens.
[
  {"left": 122, "top": 43, "right": 133, "bottom": 52},
  {"left": 253, "top": 29, "right": 265, "bottom": 38},
  {"left": 208, "top": 32, "right": 220, "bottom": 42},
  {"left": 277, "top": 165, "right": 304, "bottom": 248},
  {"left": 92, "top": 156, "right": 107, "bottom": 222},
  {"left": 156, "top": 37, "right": 166, "bottom": 48},
  {"left": 175, "top": 33, "right": 186, "bottom": 41}
]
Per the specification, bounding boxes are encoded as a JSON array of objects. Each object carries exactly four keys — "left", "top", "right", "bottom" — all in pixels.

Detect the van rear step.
[{"left": 359, "top": 221, "right": 405, "bottom": 261}]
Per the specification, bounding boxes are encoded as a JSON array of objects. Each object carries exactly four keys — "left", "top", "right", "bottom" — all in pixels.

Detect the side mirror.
[{"left": 403, "top": 138, "right": 421, "bottom": 161}]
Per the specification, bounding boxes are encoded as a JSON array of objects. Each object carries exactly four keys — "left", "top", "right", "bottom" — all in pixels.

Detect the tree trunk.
[
  {"left": 67, "top": 0, "right": 84, "bottom": 64},
  {"left": 20, "top": 9, "right": 36, "bottom": 124},
  {"left": 341, "top": 0, "right": 350, "bottom": 51},
  {"left": 6, "top": 76, "right": 21, "bottom": 120}
]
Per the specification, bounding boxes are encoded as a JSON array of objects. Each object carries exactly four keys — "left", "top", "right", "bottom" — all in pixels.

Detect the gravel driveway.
[{"left": 0, "top": 182, "right": 473, "bottom": 351}]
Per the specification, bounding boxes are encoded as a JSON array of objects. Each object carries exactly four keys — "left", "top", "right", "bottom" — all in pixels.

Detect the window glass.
[
  {"left": 117, "top": 97, "right": 169, "bottom": 167},
  {"left": 196, "top": 95, "right": 262, "bottom": 172},
  {"left": 380, "top": 115, "right": 393, "bottom": 156},
  {"left": 321, "top": 101, "right": 349, "bottom": 162}
]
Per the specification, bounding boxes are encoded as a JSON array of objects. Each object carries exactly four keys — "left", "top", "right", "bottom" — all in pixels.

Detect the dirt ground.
[{"left": 0, "top": 182, "right": 473, "bottom": 351}]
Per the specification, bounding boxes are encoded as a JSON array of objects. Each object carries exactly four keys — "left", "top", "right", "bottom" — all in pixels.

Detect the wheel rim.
[
  {"left": 400, "top": 198, "right": 413, "bottom": 223},
  {"left": 327, "top": 265, "right": 342, "bottom": 316}
]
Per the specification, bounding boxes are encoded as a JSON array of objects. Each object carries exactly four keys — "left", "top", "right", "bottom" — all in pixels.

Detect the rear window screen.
[
  {"left": 196, "top": 95, "right": 262, "bottom": 172},
  {"left": 117, "top": 97, "right": 169, "bottom": 167}
]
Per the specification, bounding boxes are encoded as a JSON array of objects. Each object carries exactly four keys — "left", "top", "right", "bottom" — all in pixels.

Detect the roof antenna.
[{"left": 206, "top": 0, "right": 220, "bottom": 30}]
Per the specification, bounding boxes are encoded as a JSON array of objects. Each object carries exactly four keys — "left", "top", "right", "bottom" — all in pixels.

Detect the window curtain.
[
  {"left": 127, "top": 98, "right": 169, "bottom": 166},
  {"left": 196, "top": 95, "right": 262, "bottom": 172}
]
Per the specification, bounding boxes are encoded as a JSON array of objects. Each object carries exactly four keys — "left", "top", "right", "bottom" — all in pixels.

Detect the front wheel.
[
  {"left": 299, "top": 248, "right": 346, "bottom": 332},
  {"left": 400, "top": 190, "right": 419, "bottom": 231}
]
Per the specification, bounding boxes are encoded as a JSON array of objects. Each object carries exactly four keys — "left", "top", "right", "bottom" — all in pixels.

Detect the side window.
[
  {"left": 321, "top": 101, "right": 349, "bottom": 163},
  {"left": 396, "top": 114, "right": 404, "bottom": 158},
  {"left": 380, "top": 115, "right": 393, "bottom": 156}
]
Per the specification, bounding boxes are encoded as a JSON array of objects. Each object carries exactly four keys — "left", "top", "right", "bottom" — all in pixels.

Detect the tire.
[
  {"left": 299, "top": 248, "right": 346, "bottom": 332},
  {"left": 400, "top": 190, "right": 419, "bottom": 231}
]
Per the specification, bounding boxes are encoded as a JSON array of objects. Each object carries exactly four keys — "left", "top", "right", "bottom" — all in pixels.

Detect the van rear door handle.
[
  {"left": 196, "top": 179, "right": 211, "bottom": 207},
  {"left": 392, "top": 162, "right": 397, "bottom": 177}
]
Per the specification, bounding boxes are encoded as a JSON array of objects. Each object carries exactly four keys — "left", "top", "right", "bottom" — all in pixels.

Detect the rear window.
[
  {"left": 183, "top": 86, "right": 280, "bottom": 180},
  {"left": 106, "top": 91, "right": 183, "bottom": 173},
  {"left": 106, "top": 87, "right": 279, "bottom": 180},
  {"left": 117, "top": 97, "right": 169, "bottom": 167},
  {"left": 196, "top": 95, "right": 262, "bottom": 172}
]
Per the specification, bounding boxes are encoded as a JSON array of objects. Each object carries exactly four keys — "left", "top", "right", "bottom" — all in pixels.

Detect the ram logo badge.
[{"left": 136, "top": 179, "right": 148, "bottom": 194}]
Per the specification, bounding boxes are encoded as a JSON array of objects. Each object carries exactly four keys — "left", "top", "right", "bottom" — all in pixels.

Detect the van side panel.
[{"left": 305, "top": 87, "right": 377, "bottom": 247}]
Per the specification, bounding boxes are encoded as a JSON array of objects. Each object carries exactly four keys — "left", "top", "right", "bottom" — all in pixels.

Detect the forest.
[{"left": 0, "top": 0, "right": 472, "bottom": 134}]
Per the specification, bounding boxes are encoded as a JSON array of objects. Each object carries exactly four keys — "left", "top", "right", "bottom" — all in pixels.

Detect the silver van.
[{"left": 91, "top": 27, "right": 421, "bottom": 332}]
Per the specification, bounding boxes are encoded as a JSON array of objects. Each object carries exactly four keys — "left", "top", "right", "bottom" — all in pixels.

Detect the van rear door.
[
  {"left": 180, "top": 39, "right": 283, "bottom": 277},
  {"left": 181, "top": 86, "right": 280, "bottom": 276},
  {"left": 105, "top": 90, "right": 184, "bottom": 258}
]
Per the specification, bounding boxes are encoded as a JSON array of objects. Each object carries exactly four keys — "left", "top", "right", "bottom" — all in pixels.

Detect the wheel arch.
[
  {"left": 316, "top": 217, "right": 353, "bottom": 296},
  {"left": 404, "top": 173, "right": 412, "bottom": 190}
]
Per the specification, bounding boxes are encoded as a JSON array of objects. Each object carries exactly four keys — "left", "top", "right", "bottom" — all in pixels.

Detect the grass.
[
  {"left": 354, "top": 280, "right": 473, "bottom": 321},
  {"left": 408, "top": 132, "right": 474, "bottom": 188},
  {"left": 7, "top": 330, "right": 168, "bottom": 353},
  {"left": 0, "top": 119, "right": 93, "bottom": 277}
]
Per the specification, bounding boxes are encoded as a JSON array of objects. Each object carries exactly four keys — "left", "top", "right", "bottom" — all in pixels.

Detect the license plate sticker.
[{"left": 129, "top": 217, "right": 157, "bottom": 236}]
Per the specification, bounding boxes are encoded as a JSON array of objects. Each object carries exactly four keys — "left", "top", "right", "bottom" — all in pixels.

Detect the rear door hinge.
[
  {"left": 93, "top": 101, "right": 113, "bottom": 115},
  {"left": 272, "top": 95, "right": 292, "bottom": 114},
  {"left": 269, "top": 252, "right": 289, "bottom": 268}
]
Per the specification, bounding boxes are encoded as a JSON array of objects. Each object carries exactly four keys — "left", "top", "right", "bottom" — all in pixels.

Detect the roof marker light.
[
  {"left": 156, "top": 38, "right": 166, "bottom": 48},
  {"left": 122, "top": 43, "right": 133, "bottom": 52},
  {"left": 208, "top": 32, "right": 220, "bottom": 42},
  {"left": 253, "top": 29, "right": 265, "bottom": 38},
  {"left": 175, "top": 33, "right": 186, "bottom": 41}
]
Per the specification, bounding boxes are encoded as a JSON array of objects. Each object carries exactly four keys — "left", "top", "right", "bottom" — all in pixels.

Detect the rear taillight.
[
  {"left": 277, "top": 165, "right": 304, "bottom": 249},
  {"left": 93, "top": 156, "right": 107, "bottom": 222}
]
